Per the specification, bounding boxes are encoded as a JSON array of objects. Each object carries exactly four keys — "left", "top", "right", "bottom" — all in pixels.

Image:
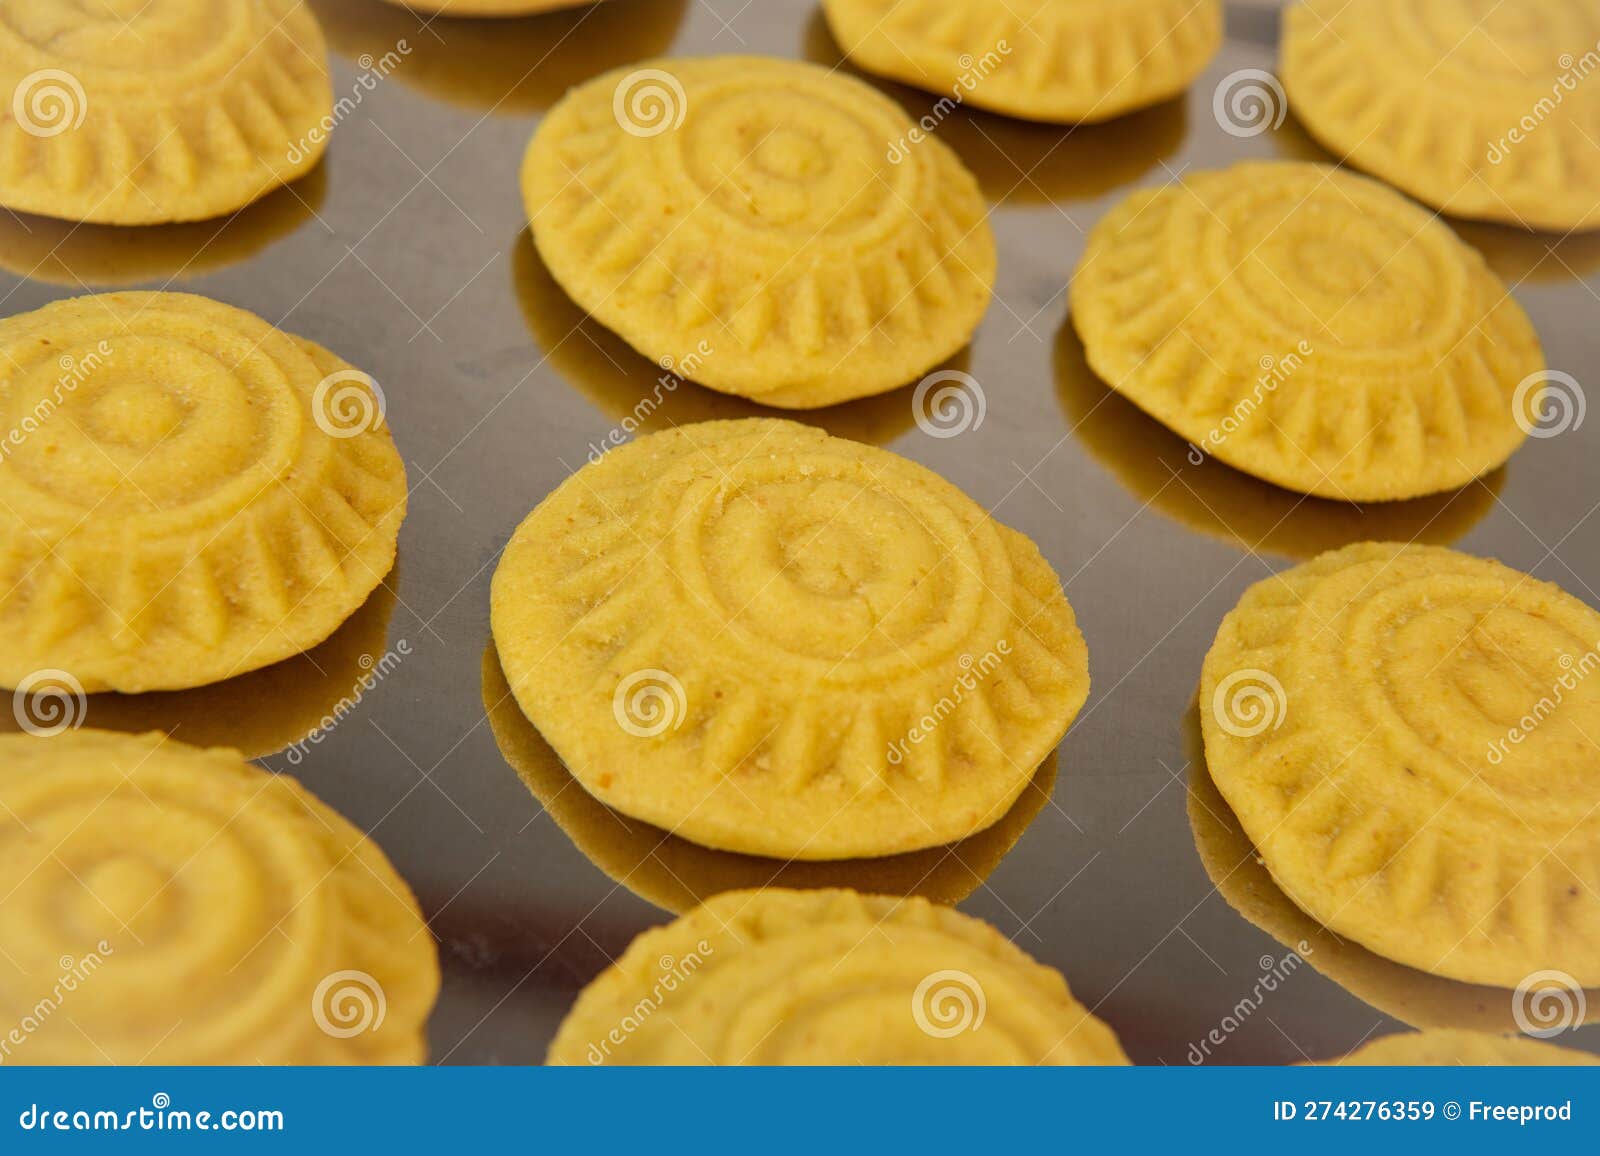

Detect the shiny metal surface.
[{"left": 3, "top": 0, "right": 1596, "bottom": 1065}]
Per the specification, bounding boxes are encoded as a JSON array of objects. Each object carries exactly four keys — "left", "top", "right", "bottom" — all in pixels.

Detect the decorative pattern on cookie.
[
  {"left": 1322, "top": 1030, "right": 1600, "bottom": 1066},
  {"left": 0, "top": 729, "right": 438, "bottom": 1063},
  {"left": 382, "top": 0, "right": 594, "bottom": 11},
  {"left": 0, "top": 0, "right": 334, "bottom": 224},
  {"left": 1071, "top": 162, "right": 1543, "bottom": 501},
  {"left": 1201, "top": 542, "right": 1600, "bottom": 988},
  {"left": 547, "top": 888, "right": 1129, "bottom": 1064},
  {"left": 822, "top": 0, "right": 1222, "bottom": 124},
  {"left": 0, "top": 292, "right": 406, "bottom": 694},
  {"left": 1283, "top": 0, "right": 1600, "bottom": 233},
  {"left": 522, "top": 56, "right": 995, "bottom": 408},
  {"left": 490, "top": 419, "right": 1089, "bottom": 861}
]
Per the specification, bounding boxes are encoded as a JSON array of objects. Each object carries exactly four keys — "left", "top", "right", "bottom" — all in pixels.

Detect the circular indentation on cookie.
[
  {"left": 0, "top": 0, "right": 255, "bottom": 79},
  {"left": 659, "top": 453, "right": 989, "bottom": 672}
]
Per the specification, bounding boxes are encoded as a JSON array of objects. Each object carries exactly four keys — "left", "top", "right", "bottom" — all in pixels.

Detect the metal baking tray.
[{"left": 2, "top": 0, "right": 1595, "bottom": 1065}]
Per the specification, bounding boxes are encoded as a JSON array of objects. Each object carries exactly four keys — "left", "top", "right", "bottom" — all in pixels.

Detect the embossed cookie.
[
  {"left": 490, "top": 419, "right": 1089, "bottom": 861},
  {"left": 1283, "top": 0, "right": 1600, "bottom": 232},
  {"left": 0, "top": 292, "right": 406, "bottom": 694},
  {"left": 1323, "top": 1030, "right": 1600, "bottom": 1066},
  {"left": 383, "top": 0, "right": 593, "bottom": 11},
  {"left": 1201, "top": 542, "right": 1600, "bottom": 988},
  {"left": 0, "top": 0, "right": 334, "bottom": 225},
  {"left": 548, "top": 888, "right": 1128, "bottom": 1064},
  {"left": 0, "top": 730, "right": 438, "bottom": 1064},
  {"left": 1071, "top": 163, "right": 1543, "bottom": 501},
  {"left": 823, "top": 0, "right": 1221, "bottom": 124},
  {"left": 522, "top": 56, "right": 995, "bottom": 408}
]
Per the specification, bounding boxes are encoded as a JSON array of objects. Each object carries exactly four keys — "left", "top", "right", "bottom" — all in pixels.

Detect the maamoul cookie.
[
  {"left": 1283, "top": 0, "right": 1600, "bottom": 233},
  {"left": 522, "top": 56, "right": 995, "bottom": 408},
  {"left": 1201, "top": 542, "right": 1600, "bottom": 989},
  {"left": 0, "top": 292, "right": 406, "bottom": 694},
  {"left": 0, "top": 730, "right": 438, "bottom": 1064},
  {"left": 0, "top": 0, "right": 334, "bottom": 225},
  {"left": 490, "top": 419, "right": 1089, "bottom": 860},
  {"left": 1322, "top": 1030, "right": 1599, "bottom": 1066},
  {"left": 382, "top": 0, "right": 594, "bottom": 11},
  {"left": 548, "top": 888, "right": 1128, "bottom": 1064},
  {"left": 1071, "top": 162, "right": 1543, "bottom": 501},
  {"left": 822, "top": 0, "right": 1221, "bottom": 124}
]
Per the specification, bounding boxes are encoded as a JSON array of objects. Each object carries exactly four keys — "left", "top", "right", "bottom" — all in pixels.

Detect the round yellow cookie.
[
  {"left": 1323, "top": 1030, "right": 1599, "bottom": 1066},
  {"left": 0, "top": 729, "right": 438, "bottom": 1064},
  {"left": 1071, "top": 162, "right": 1543, "bottom": 502},
  {"left": 0, "top": 0, "right": 334, "bottom": 225},
  {"left": 548, "top": 888, "right": 1129, "bottom": 1064},
  {"left": 1201, "top": 542, "right": 1600, "bottom": 989},
  {"left": 0, "top": 292, "right": 407, "bottom": 694},
  {"left": 490, "top": 419, "right": 1089, "bottom": 861},
  {"left": 522, "top": 55, "right": 996, "bottom": 408},
  {"left": 823, "top": 0, "right": 1221, "bottom": 124},
  {"left": 1283, "top": 0, "right": 1600, "bottom": 233}
]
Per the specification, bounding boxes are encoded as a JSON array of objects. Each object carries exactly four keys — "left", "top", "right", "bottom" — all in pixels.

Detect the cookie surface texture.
[
  {"left": 0, "top": 291, "right": 406, "bottom": 694},
  {"left": 1323, "top": 1030, "right": 1600, "bottom": 1066},
  {"left": 548, "top": 888, "right": 1128, "bottom": 1064},
  {"left": 1283, "top": 0, "right": 1600, "bottom": 232},
  {"left": 490, "top": 419, "right": 1089, "bottom": 860},
  {"left": 1201, "top": 542, "right": 1600, "bottom": 988},
  {"left": 0, "top": 0, "right": 333, "bottom": 224},
  {"left": 0, "top": 729, "right": 438, "bottom": 1064},
  {"left": 1071, "top": 162, "right": 1543, "bottom": 501},
  {"left": 522, "top": 55, "right": 995, "bottom": 408},
  {"left": 823, "top": 0, "right": 1221, "bottom": 124}
]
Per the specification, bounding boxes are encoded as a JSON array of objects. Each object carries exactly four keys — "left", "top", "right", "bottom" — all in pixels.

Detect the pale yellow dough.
[
  {"left": 1323, "top": 1030, "right": 1599, "bottom": 1066},
  {"left": 0, "top": 730, "right": 438, "bottom": 1064},
  {"left": 548, "top": 888, "right": 1129, "bottom": 1064},
  {"left": 490, "top": 419, "right": 1090, "bottom": 861},
  {"left": 0, "top": 0, "right": 334, "bottom": 224},
  {"left": 823, "top": 0, "right": 1222, "bottom": 124},
  {"left": 522, "top": 55, "right": 995, "bottom": 407},
  {"left": 1201, "top": 542, "right": 1600, "bottom": 989},
  {"left": 0, "top": 292, "right": 407, "bottom": 694}
]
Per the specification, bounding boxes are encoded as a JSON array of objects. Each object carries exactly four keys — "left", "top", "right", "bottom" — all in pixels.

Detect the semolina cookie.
[
  {"left": 1071, "top": 162, "right": 1543, "bottom": 502},
  {"left": 490, "top": 419, "right": 1089, "bottom": 861},
  {"left": 822, "top": 0, "right": 1222, "bottom": 125},
  {"left": 0, "top": 0, "right": 334, "bottom": 225},
  {"left": 1201, "top": 542, "right": 1600, "bottom": 989},
  {"left": 1283, "top": 0, "right": 1600, "bottom": 233},
  {"left": 522, "top": 56, "right": 995, "bottom": 408},
  {"left": 0, "top": 292, "right": 407, "bottom": 695},
  {"left": 0, "top": 730, "right": 439, "bottom": 1064},
  {"left": 548, "top": 888, "right": 1129, "bottom": 1064},
  {"left": 1321, "top": 1030, "right": 1600, "bottom": 1066}
]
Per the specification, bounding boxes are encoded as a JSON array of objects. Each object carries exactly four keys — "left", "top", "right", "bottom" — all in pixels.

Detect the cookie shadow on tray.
[
  {"left": 1180, "top": 695, "right": 1600, "bottom": 1034},
  {"left": 312, "top": 0, "right": 688, "bottom": 116},
  {"left": 1052, "top": 318, "right": 1501, "bottom": 560},
  {"left": 481, "top": 642, "right": 1056, "bottom": 913},
  {"left": 1269, "top": 112, "right": 1600, "bottom": 286},
  {"left": 4, "top": 574, "right": 399, "bottom": 761},
  {"left": 801, "top": 7, "right": 1188, "bottom": 206},
  {"left": 512, "top": 229, "right": 933, "bottom": 446},
  {"left": 0, "top": 164, "right": 328, "bottom": 289}
]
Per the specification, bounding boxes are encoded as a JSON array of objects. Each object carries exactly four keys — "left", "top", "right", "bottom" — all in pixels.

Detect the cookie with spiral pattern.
[
  {"left": 0, "top": 292, "right": 406, "bottom": 694},
  {"left": 548, "top": 888, "right": 1128, "bottom": 1064},
  {"left": 1071, "top": 162, "right": 1543, "bottom": 501},
  {"left": 0, "top": 730, "right": 438, "bottom": 1063},
  {"left": 1283, "top": 0, "right": 1600, "bottom": 233},
  {"left": 490, "top": 419, "right": 1089, "bottom": 860},
  {"left": 822, "top": 0, "right": 1221, "bottom": 124},
  {"left": 1201, "top": 542, "right": 1600, "bottom": 989},
  {"left": 1322, "top": 1030, "right": 1599, "bottom": 1066},
  {"left": 0, "top": 0, "right": 333, "bottom": 224},
  {"left": 522, "top": 56, "right": 995, "bottom": 408}
]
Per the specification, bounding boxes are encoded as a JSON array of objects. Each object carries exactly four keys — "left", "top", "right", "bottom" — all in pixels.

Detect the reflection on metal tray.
[{"left": 2, "top": 0, "right": 1596, "bottom": 1065}]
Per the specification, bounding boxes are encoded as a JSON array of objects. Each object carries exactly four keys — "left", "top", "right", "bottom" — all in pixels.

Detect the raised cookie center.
[
  {"left": 84, "top": 380, "right": 187, "bottom": 449},
  {"left": 81, "top": 855, "right": 171, "bottom": 931},
  {"left": 779, "top": 518, "right": 877, "bottom": 598}
]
